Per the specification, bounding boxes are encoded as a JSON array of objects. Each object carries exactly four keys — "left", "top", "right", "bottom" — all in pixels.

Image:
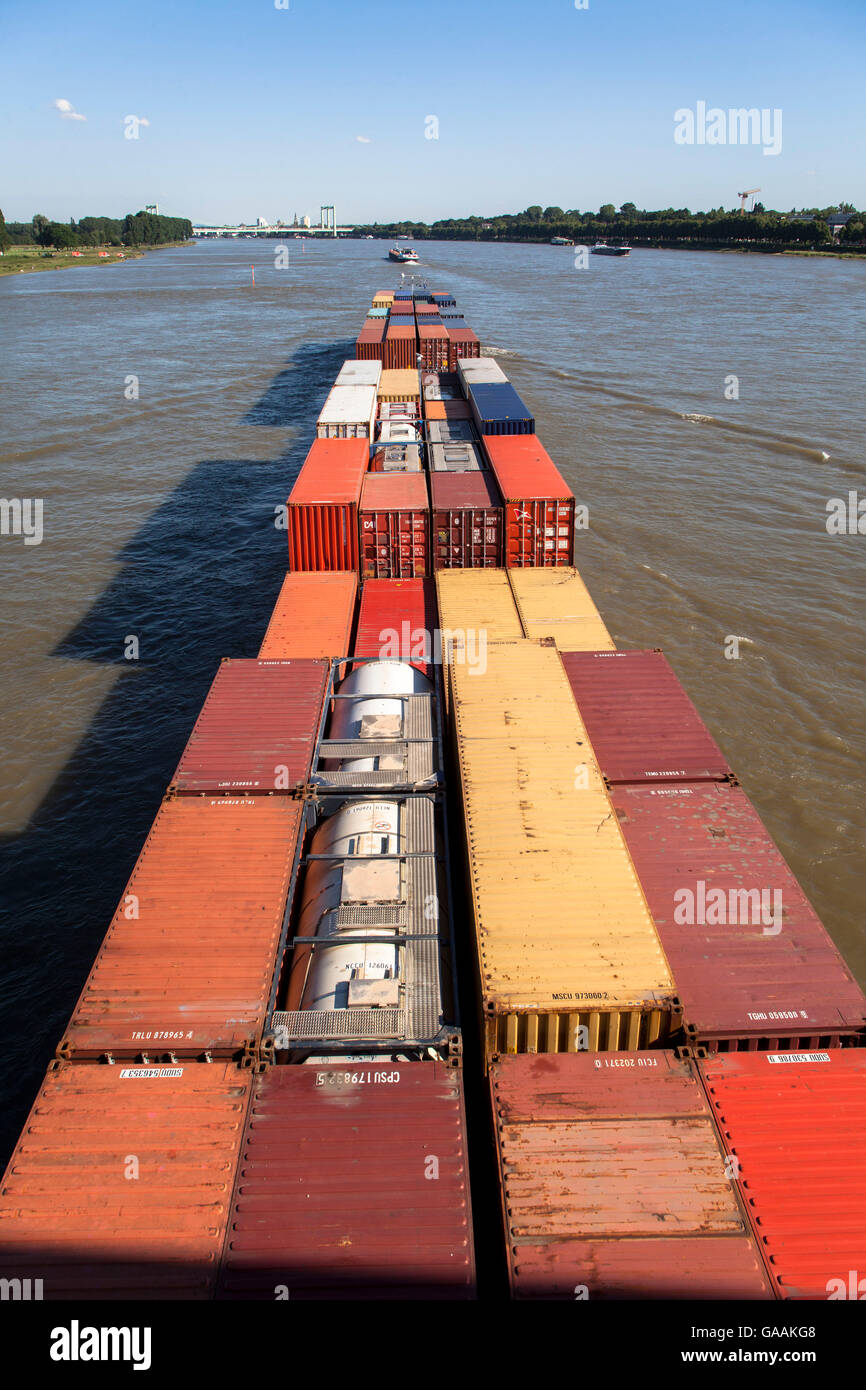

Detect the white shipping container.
[
  {"left": 377, "top": 421, "right": 420, "bottom": 444},
  {"left": 336, "top": 359, "right": 383, "bottom": 388},
  {"left": 457, "top": 357, "right": 509, "bottom": 391},
  {"left": 316, "top": 384, "right": 378, "bottom": 439},
  {"left": 430, "top": 441, "right": 484, "bottom": 473}
]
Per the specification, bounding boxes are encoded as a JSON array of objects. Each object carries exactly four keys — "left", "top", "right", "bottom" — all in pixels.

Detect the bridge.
[{"left": 193, "top": 225, "right": 358, "bottom": 238}]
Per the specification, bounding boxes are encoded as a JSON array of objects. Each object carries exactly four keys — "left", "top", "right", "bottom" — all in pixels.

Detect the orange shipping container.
[
  {"left": 287, "top": 438, "right": 369, "bottom": 571},
  {"left": 259, "top": 572, "right": 358, "bottom": 659},
  {"left": 424, "top": 399, "right": 473, "bottom": 422},
  {"left": 0, "top": 1062, "right": 252, "bottom": 1299},
  {"left": 58, "top": 798, "right": 306, "bottom": 1062}
]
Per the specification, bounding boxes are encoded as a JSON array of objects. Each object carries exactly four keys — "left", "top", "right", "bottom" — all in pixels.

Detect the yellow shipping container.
[
  {"left": 377, "top": 368, "right": 421, "bottom": 402},
  {"left": 508, "top": 567, "right": 616, "bottom": 650},
  {"left": 435, "top": 570, "right": 526, "bottom": 713},
  {"left": 450, "top": 642, "right": 677, "bottom": 1055},
  {"left": 372, "top": 292, "right": 394, "bottom": 307}
]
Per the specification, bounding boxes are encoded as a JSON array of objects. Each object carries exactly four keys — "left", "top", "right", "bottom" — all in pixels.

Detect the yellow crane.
[{"left": 738, "top": 188, "right": 761, "bottom": 213}]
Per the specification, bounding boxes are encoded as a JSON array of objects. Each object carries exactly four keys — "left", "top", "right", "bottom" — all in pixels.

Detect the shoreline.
[{"left": 0, "top": 240, "right": 195, "bottom": 279}]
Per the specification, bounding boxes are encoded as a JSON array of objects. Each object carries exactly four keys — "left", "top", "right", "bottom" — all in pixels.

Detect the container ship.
[{"left": 1, "top": 284, "right": 864, "bottom": 1302}]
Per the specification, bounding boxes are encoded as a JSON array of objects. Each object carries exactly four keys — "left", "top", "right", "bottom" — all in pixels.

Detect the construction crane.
[{"left": 738, "top": 188, "right": 761, "bottom": 213}]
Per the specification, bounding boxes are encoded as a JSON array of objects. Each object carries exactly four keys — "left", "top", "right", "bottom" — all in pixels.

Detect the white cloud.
[
  {"left": 54, "top": 97, "right": 86, "bottom": 121},
  {"left": 355, "top": 135, "right": 371, "bottom": 143}
]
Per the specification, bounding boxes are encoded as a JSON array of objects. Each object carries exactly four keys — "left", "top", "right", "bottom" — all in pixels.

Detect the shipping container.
[
  {"left": 360, "top": 471, "right": 430, "bottom": 579},
  {"left": 698, "top": 1050, "right": 866, "bottom": 1300},
  {"left": 369, "top": 441, "right": 423, "bottom": 473},
  {"left": 0, "top": 1062, "right": 252, "bottom": 1300},
  {"left": 316, "top": 383, "right": 377, "bottom": 439},
  {"left": 367, "top": 306, "right": 389, "bottom": 318},
  {"left": 483, "top": 434, "right": 575, "bottom": 567},
  {"left": 372, "top": 292, "right": 393, "bottom": 308},
  {"left": 418, "top": 323, "right": 451, "bottom": 371},
  {"left": 489, "top": 1053, "right": 772, "bottom": 1300},
  {"left": 458, "top": 356, "right": 509, "bottom": 388},
  {"left": 431, "top": 472, "right": 503, "bottom": 569},
  {"left": 434, "top": 567, "right": 524, "bottom": 646},
  {"left": 378, "top": 368, "right": 421, "bottom": 402},
  {"left": 376, "top": 421, "right": 420, "bottom": 445},
  {"left": 58, "top": 797, "right": 306, "bottom": 1061},
  {"left": 450, "top": 641, "right": 677, "bottom": 1054},
  {"left": 432, "top": 293, "right": 456, "bottom": 307},
  {"left": 354, "top": 577, "right": 438, "bottom": 679},
  {"left": 355, "top": 318, "right": 386, "bottom": 361},
  {"left": 258, "top": 571, "right": 358, "bottom": 661},
  {"left": 335, "top": 359, "right": 382, "bottom": 388},
  {"left": 423, "top": 372, "right": 462, "bottom": 402},
  {"left": 170, "top": 658, "right": 328, "bottom": 795},
  {"left": 387, "top": 316, "right": 415, "bottom": 328},
  {"left": 468, "top": 382, "right": 534, "bottom": 435},
  {"left": 430, "top": 441, "right": 484, "bottom": 472},
  {"left": 217, "top": 1062, "right": 475, "bottom": 1300},
  {"left": 378, "top": 400, "right": 419, "bottom": 419},
  {"left": 427, "top": 418, "right": 479, "bottom": 443},
  {"left": 271, "top": 794, "right": 456, "bottom": 1056},
  {"left": 446, "top": 326, "right": 480, "bottom": 371},
  {"left": 287, "top": 438, "right": 369, "bottom": 571},
  {"left": 508, "top": 567, "right": 615, "bottom": 650},
  {"left": 559, "top": 649, "right": 733, "bottom": 782},
  {"left": 384, "top": 325, "right": 418, "bottom": 370},
  {"left": 609, "top": 781, "right": 866, "bottom": 1049},
  {"left": 424, "top": 399, "right": 473, "bottom": 421}
]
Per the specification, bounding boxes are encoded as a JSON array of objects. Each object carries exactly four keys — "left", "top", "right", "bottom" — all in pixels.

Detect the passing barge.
[{"left": 0, "top": 283, "right": 863, "bottom": 1301}]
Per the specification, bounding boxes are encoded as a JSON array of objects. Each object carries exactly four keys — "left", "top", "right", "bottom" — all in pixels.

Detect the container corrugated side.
[
  {"left": 258, "top": 571, "right": 358, "bottom": 660},
  {"left": 217, "top": 1062, "right": 475, "bottom": 1300},
  {"left": 377, "top": 368, "right": 421, "bottom": 402},
  {"left": 58, "top": 797, "right": 306, "bottom": 1061},
  {"left": 450, "top": 642, "right": 677, "bottom": 1053},
  {"left": 170, "top": 658, "right": 329, "bottom": 794},
  {"left": 287, "top": 438, "right": 369, "bottom": 571},
  {"left": 559, "top": 649, "right": 733, "bottom": 781},
  {"left": 445, "top": 326, "right": 480, "bottom": 371},
  {"left": 353, "top": 577, "right": 438, "bottom": 678},
  {"left": 698, "top": 1050, "right": 866, "bottom": 1299},
  {"left": 610, "top": 781, "right": 866, "bottom": 1048},
  {"left": 383, "top": 325, "right": 418, "bottom": 370},
  {"left": 430, "top": 471, "right": 503, "bottom": 570},
  {"left": 315, "top": 384, "right": 377, "bottom": 439},
  {"left": 359, "top": 471, "right": 430, "bottom": 579},
  {"left": 489, "top": 1053, "right": 772, "bottom": 1300},
  {"left": 509, "top": 567, "right": 615, "bottom": 650},
  {"left": 0, "top": 1062, "right": 252, "bottom": 1300},
  {"left": 355, "top": 319, "right": 386, "bottom": 361},
  {"left": 483, "top": 434, "right": 575, "bottom": 567}
]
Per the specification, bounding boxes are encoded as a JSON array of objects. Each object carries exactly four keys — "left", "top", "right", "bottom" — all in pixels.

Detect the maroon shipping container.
[
  {"left": 354, "top": 577, "right": 438, "bottom": 678},
  {"left": 360, "top": 471, "right": 430, "bottom": 579},
  {"left": 171, "top": 658, "right": 329, "bottom": 794},
  {"left": 384, "top": 324, "right": 418, "bottom": 370},
  {"left": 482, "top": 434, "right": 575, "bottom": 567},
  {"left": 609, "top": 781, "right": 866, "bottom": 1049},
  {"left": 559, "top": 650, "right": 733, "bottom": 783},
  {"left": 430, "top": 472, "right": 503, "bottom": 570},
  {"left": 217, "top": 1062, "right": 476, "bottom": 1300},
  {"left": 287, "top": 438, "right": 369, "bottom": 571},
  {"left": 489, "top": 1053, "right": 772, "bottom": 1300},
  {"left": 355, "top": 318, "right": 386, "bottom": 361},
  {"left": 418, "top": 323, "right": 451, "bottom": 371},
  {"left": 446, "top": 326, "right": 480, "bottom": 372}
]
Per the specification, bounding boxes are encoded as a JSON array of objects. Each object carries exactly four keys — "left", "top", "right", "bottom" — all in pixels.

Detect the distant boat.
[
  {"left": 591, "top": 241, "right": 630, "bottom": 257},
  {"left": 389, "top": 246, "right": 419, "bottom": 263},
  {"left": 550, "top": 236, "right": 574, "bottom": 246}
]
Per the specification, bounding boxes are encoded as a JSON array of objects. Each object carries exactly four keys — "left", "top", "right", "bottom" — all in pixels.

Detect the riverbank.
[{"left": 0, "top": 241, "right": 194, "bottom": 278}]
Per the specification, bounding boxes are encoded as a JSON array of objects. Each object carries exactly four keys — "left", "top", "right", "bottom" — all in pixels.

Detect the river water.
[{"left": 1, "top": 238, "right": 863, "bottom": 1161}]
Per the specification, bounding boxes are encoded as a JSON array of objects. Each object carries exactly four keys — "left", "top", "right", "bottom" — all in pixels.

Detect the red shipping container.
[
  {"left": 360, "top": 471, "right": 430, "bottom": 579},
  {"left": 698, "top": 1050, "right": 866, "bottom": 1299},
  {"left": 171, "top": 658, "right": 329, "bottom": 794},
  {"left": 609, "top": 781, "right": 866, "bottom": 1049},
  {"left": 287, "top": 438, "right": 369, "bottom": 571},
  {"left": 59, "top": 798, "right": 306, "bottom": 1061},
  {"left": 217, "top": 1062, "right": 476, "bottom": 1300},
  {"left": 559, "top": 649, "right": 733, "bottom": 783},
  {"left": 446, "top": 326, "right": 480, "bottom": 372},
  {"left": 418, "top": 323, "right": 450, "bottom": 371},
  {"left": 355, "top": 318, "right": 386, "bottom": 361},
  {"left": 258, "top": 571, "right": 358, "bottom": 660},
  {"left": 430, "top": 472, "right": 503, "bottom": 570},
  {"left": 354, "top": 577, "right": 438, "bottom": 678},
  {"left": 384, "top": 324, "right": 418, "bottom": 370},
  {"left": 490, "top": 1053, "right": 772, "bottom": 1300},
  {"left": 482, "top": 434, "right": 575, "bottom": 567},
  {"left": 0, "top": 1062, "right": 252, "bottom": 1300}
]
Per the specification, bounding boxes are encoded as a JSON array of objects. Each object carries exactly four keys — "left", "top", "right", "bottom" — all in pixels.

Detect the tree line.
[
  {"left": 352, "top": 203, "right": 865, "bottom": 250},
  {"left": 0, "top": 210, "right": 193, "bottom": 251}
]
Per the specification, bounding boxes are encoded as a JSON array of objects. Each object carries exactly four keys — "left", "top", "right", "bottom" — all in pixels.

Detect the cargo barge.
[{"left": 0, "top": 284, "right": 863, "bottom": 1302}]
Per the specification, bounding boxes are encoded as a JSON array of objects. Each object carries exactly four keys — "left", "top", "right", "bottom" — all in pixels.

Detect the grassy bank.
[{"left": 0, "top": 241, "right": 194, "bottom": 278}]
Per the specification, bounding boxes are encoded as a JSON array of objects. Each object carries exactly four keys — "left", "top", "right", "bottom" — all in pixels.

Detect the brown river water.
[{"left": 1, "top": 238, "right": 863, "bottom": 1161}]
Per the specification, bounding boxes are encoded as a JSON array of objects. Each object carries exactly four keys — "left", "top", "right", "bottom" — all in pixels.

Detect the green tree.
[
  {"left": 619, "top": 202, "right": 637, "bottom": 216},
  {"left": 525, "top": 205, "right": 543, "bottom": 221},
  {"left": 598, "top": 203, "right": 616, "bottom": 220},
  {"left": 0, "top": 208, "right": 9, "bottom": 253},
  {"left": 45, "top": 222, "right": 79, "bottom": 248},
  {"left": 543, "top": 206, "right": 564, "bottom": 220}
]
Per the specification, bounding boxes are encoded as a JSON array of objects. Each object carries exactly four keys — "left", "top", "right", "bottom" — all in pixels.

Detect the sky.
[{"left": 2, "top": 0, "right": 864, "bottom": 225}]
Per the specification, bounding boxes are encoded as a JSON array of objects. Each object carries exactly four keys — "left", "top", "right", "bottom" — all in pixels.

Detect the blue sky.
[{"left": 2, "top": 0, "right": 864, "bottom": 224}]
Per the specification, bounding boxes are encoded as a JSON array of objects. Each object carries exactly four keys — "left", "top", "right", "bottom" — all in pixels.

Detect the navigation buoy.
[{"left": 251, "top": 265, "right": 255, "bottom": 287}]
